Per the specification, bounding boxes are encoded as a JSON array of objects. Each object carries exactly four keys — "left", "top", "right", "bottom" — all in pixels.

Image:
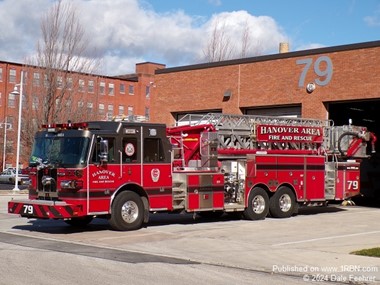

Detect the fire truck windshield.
[{"left": 29, "top": 136, "right": 91, "bottom": 167}]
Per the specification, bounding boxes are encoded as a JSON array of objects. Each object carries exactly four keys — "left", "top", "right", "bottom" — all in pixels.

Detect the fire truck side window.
[
  {"left": 92, "top": 137, "right": 115, "bottom": 163},
  {"left": 107, "top": 138, "right": 115, "bottom": 162},
  {"left": 144, "top": 138, "right": 164, "bottom": 162},
  {"left": 122, "top": 138, "right": 138, "bottom": 163}
]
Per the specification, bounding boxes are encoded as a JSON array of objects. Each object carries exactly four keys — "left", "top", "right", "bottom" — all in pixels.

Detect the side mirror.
[{"left": 99, "top": 139, "right": 109, "bottom": 162}]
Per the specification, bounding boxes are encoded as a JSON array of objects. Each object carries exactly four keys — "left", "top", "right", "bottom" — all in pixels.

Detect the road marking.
[{"left": 272, "top": 230, "right": 380, "bottom": 246}]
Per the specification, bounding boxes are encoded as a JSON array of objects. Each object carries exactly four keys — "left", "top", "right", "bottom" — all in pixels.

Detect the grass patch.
[{"left": 351, "top": 247, "right": 380, "bottom": 258}]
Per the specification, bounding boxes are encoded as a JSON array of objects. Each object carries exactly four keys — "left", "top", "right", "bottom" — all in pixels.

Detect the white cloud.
[
  {"left": 295, "top": 43, "right": 326, "bottom": 51},
  {"left": 201, "top": 11, "right": 288, "bottom": 59},
  {"left": 364, "top": 15, "right": 380, "bottom": 27},
  {"left": 0, "top": 0, "right": 289, "bottom": 75}
]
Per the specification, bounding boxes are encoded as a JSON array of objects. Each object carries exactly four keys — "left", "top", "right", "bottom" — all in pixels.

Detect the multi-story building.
[{"left": 0, "top": 61, "right": 165, "bottom": 169}]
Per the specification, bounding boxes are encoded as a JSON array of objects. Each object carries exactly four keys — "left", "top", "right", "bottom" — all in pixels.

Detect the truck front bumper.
[{"left": 8, "top": 199, "right": 83, "bottom": 219}]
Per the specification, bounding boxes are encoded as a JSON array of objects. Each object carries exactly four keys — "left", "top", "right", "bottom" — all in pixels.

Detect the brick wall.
[{"left": 152, "top": 42, "right": 380, "bottom": 125}]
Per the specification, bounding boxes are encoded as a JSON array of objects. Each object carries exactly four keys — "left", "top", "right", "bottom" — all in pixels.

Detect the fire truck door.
[
  {"left": 88, "top": 137, "right": 121, "bottom": 213},
  {"left": 142, "top": 128, "right": 172, "bottom": 209}
]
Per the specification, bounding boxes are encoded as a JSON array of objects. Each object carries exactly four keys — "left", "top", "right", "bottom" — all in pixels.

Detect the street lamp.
[{"left": 10, "top": 70, "right": 24, "bottom": 191}]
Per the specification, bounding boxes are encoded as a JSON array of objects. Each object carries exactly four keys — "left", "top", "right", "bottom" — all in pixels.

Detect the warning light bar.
[{"left": 41, "top": 122, "right": 89, "bottom": 132}]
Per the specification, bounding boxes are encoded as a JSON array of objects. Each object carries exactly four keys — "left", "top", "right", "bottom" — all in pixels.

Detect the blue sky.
[
  {"left": 145, "top": 0, "right": 380, "bottom": 49},
  {"left": 0, "top": 0, "right": 379, "bottom": 75}
]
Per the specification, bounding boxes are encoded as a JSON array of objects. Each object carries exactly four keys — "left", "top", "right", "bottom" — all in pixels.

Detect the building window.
[
  {"left": 118, "top": 105, "right": 124, "bottom": 115},
  {"left": 57, "top": 76, "right": 63, "bottom": 89},
  {"left": 120, "top": 83, "right": 125, "bottom": 94},
  {"left": 32, "top": 96, "right": 39, "bottom": 110},
  {"left": 67, "top": 77, "right": 73, "bottom": 89},
  {"left": 108, "top": 104, "right": 114, "bottom": 117},
  {"left": 128, "top": 85, "right": 134, "bottom": 95},
  {"left": 100, "top": 82, "right": 105, "bottom": 94},
  {"left": 108, "top": 83, "right": 114, "bottom": 96},
  {"left": 33, "top": 72, "right": 40, "bottom": 87},
  {"left": 88, "top": 80, "right": 94, "bottom": 93},
  {"left": 9, "top": 69, "right": 16, "bottom": 83},
  {"left": 128, "top": 106, "right": 134, "bottom": 116},
  {"left": 78, "top": 101, "right": 84, "bottom": 108},
  {"left": 8, "top": 94, "right": 16, "bottom": 108},
  {"left": 65, "top": 99, "right": 72, "bottom": 108},
  {"left": 87, "top": 102, "right": 93, "bottom": 114},
  {"left": 0, "top": 67, "right": 3, "bottom": 81},
  {"left": 98, "top": 103, "right": 105, "bottom": 115},
  {"left": 145, "top": 107, "right": 150, "bottom": 120},
  {"left": 79, "top": 79, "right": 85, "bottom": 92},
  {"left": 145, "top": 85, "right": 150, "bottom": 98},
  {"left": 44, "top": 74, "right": 49, "bottom": 87}
]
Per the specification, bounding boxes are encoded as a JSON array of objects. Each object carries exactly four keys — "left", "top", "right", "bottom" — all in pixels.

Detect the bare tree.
[
  {"left": 240, "top": 19, "right": 251, "bottom": 58},
  {"left": 203, "top": 19, "right": 234, "bottom": 62},
  {"left": 21, "top": 0, "right": 101, "bottom": 160},
  {"left": 203, "top": 17, "right": 264, "bottom": 62}
]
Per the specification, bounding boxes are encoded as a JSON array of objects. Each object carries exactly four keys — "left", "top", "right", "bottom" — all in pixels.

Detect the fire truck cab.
[{"left": 8, "top": 114, "right": 376, "bottom": 231}]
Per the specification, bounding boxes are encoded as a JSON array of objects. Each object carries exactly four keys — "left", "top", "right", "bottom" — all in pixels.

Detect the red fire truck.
[{"left": 8, "top": 113, "right": 376, "bottom": 230}]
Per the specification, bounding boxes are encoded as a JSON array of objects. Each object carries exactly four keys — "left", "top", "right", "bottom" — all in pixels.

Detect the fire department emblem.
[
  {"left": 125, "top": 143, "right": 135, "bottom": 156},
  {"left": 151, "top": 168, "right": 160, "bottom": 182}
]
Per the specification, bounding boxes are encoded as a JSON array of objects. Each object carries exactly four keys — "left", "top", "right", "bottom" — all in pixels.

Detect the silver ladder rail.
[{"left": 175, "top": 113, "right": 333, "bottom": 152}]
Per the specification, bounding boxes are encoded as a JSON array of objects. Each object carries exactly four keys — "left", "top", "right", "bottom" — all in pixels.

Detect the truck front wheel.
[
  {"left": 109, "top": 191, "right": 144, "bottom": 231},
  {"left": 244, "top": 187, "right": 269, "bottom": 220}
]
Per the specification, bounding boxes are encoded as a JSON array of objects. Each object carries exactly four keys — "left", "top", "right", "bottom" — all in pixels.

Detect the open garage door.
[{"left": 329, "top": 100, "right": 380, "bottom": 203}]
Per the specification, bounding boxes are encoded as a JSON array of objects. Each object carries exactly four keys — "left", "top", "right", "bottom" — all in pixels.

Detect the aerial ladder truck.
[{"left": 8, "top": 113, "right": 376, "bottom": 230}]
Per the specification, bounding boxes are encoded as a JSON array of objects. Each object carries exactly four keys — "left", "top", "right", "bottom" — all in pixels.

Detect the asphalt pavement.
[{"left": 1, "top": 190, "right": 380, "bottom": 284}]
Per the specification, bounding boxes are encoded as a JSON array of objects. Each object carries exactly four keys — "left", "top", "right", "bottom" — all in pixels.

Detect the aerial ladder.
[{"left": 167, "top": 113, "right": 375, "bottom": 169}]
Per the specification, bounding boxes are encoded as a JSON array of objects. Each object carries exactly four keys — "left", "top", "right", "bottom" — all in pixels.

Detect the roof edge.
[{"left": 156, "top": 40, "right": 380, "bottom": 74}]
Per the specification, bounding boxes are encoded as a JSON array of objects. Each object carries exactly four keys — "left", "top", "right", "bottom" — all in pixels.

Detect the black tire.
[
  {"left": 269, "top": 186, "right": 296, "bottom": 218},
  {"left": 109, "top": 191, "right": 144, "bottom": 231},
  {"left": 244, "top": 187, "right": 269, "bottom": 220},
  {"left": 65, "top": 216, "right": 93, "bottom": 227}
]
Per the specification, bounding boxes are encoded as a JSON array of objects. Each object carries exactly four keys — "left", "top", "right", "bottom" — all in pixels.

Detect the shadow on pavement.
[{"left": 11, "top": 205, "right": 350, "bottom": 234}]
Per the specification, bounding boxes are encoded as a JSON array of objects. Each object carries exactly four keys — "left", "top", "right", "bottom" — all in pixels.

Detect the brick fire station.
[
  {"left": 151, "top": 40, "right": 380, "bottom": 136},
  {"left": 150, "top": 40, "right": 380, "bottom": 199}
]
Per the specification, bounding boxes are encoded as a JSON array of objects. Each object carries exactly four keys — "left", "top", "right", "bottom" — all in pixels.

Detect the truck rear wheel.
[
  {"left": 244, "top": 187, "right": 269, "bottom": 220},
  {"left": 109, "top": 191, "right": 144, "bottom": 231},
  {"left": 269, "top": 186, "right": 296, "bottom": 218}
]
